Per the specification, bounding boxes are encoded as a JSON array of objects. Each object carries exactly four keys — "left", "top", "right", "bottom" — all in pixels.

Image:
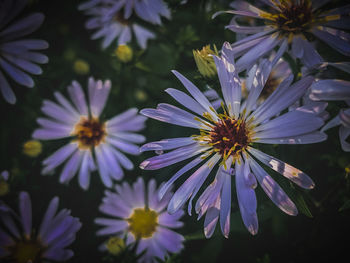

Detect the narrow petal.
[{"left": 248, "top": 147, "right": 315, "bottom": 189}]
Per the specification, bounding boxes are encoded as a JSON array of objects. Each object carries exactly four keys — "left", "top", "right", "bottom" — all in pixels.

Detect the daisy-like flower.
[
  {"left": 0, "top": 191, "right": 81, "bottom": 262},
  {"left": 0, "top": 0, "right": 49, "bottom": 104},
  {"left": 95, "top": 177, "right": 184, "bottom": 263},
  {"left": 79, "top": 0, "right": 170, "bottom": 49},
  {"left": 215, "top": 0, "right": 350, "bottom": 71},
  {"left": 140, "top": 42, "right": 327, "bottom": 238},
  {"left": 310, "top": 78, "right": 350, "bottom": 151},
  {"left": 32, "top": 77, "right": 147, "bottom": 189}
]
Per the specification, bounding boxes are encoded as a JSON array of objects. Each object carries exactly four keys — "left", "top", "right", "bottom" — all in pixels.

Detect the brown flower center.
[
  {"left": 6, "top": 239, "right": 44, "bottom": 263},
  {"left": 72, "top": 117, "right": 106, "bottom": 149},
  {"left": 210, "top": 117, "right": 249, "bottom": 158},
  {"left": 114, "top": 12, "right": 130, "bottom": 25},
  {"left": 275, "top": 0, "right": 313, "bottom": 34}
]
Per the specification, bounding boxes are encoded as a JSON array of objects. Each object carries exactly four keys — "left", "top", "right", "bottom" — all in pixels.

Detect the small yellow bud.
[
  {"left": 73, "top": 59, "right": 90, "bottom": 75},
  {"left": 193, "top": 44, "right": 218, "bottom": 78},
  {"left": 115, "top": 45, "right": 133, "bottom": 63},
  {"left": 106, "top": 236, "right": 125, "bottom": 255},
  {"left": 0, "top": 181, "right": 9, "bottom": 196},
  {"left": 135, "top": 89, "right": 148, "bottom": 102},
  {"left": 23, "top": 140, "right": 42, "bottom": 158}
]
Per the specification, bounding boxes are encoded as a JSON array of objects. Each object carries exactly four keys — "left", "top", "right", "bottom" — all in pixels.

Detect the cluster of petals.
[
  {"left": 33, "top": 77, "right": 147, "bottom": 189},
  {"left": 140, "top": 42, "right": 327, "bottom": 237},
  {"left": 215, "top": 0, "right": 350, "bottom": 71},
  {"left": 95, "top": 177, "right": 184, "bottom": 263},
  {"left": 0, "top": 0, "right": 48, "bottom": 104},
  {"left": 0, "top": 192, "right": 81, "bottom": 262},
  {"left": 79, "top": 0, "right": 170, "bottom": 49}
]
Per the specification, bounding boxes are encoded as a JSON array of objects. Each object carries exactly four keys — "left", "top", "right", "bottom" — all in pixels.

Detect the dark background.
[{"left": 0, "top": 0, "right": 349, "bottom": 262}]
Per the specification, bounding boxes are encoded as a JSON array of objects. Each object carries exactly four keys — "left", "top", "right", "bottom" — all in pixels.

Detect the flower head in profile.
[
  {"left": 0, "top": 0, "right": 49, "bottom": 104},
  {"left": 95, "top": 177, "right": 184, "bottom": 263},
  {"left": 0, "top": 192, "right": 81, "bottom": 262},
  {"left": 33, "top": 77, "right": 147, "bottom": 189},
  {"left": 310, "top": 76, "right": 350, "bottom": 152},
  {"left": 79, "top": 0, "right": 171, "bottom": 49},
  {"left": 215, "top": 0, "right": 350, "bottom": 71},
  {"left": 140, "top": 42, "right": 327, "bottom": 238}
]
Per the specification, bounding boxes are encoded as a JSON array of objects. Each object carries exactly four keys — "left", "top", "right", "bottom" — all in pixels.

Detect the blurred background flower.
[
  {"left": 95, "top": 177, "right": 184, "bottom": 263},
  {"left": 0, "top": 0, "right": 48, "bottom": 104},
  {"left": 0, "top": 191, "right": 81, "bottom": 262},
  {"left": 32, "top": 77, "right": 147, "bottom": 189}
]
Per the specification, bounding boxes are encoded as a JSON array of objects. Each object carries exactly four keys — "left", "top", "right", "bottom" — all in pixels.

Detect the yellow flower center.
[
  {"left": 72, "top": 117, "right": 106, "bottom": 149},
  {"left": 8, "top": 240, "right": 44, "bottom": 263},
  {"left": 106, "top": 236, "right": 125, "bottom": 255},
  {"left": 128, "top": 208, "right": 158, "bottom": 239}
]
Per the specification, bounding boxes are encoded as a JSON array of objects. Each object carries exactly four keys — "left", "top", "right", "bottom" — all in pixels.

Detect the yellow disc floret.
[{"left": 128, "top": 208, "right": 158, "bottom": 239}]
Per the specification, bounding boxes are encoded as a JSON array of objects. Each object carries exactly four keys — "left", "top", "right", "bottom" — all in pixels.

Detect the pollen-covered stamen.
[
  {"left": 128, "top": 208, "right": 158, "bottom": 239},
  {"left": 72, "top": 117, "right": 106, "bottom": 148},
  {"left": 210, "top": 117, "right": 249, "bottom": 158},
  {"left": 275, "top": 0, "right": 313, "bottom": 34}
]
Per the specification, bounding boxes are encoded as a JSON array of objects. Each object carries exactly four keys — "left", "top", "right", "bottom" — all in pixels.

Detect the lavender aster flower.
[
  {"left": 95, "top": 177, "right": 184, "bottom": 263},
  {"left": 0, "top": 191, "right": 81, "bottom": 262},
  {"left": 310, "top": 78, "right": 350, "bottom": 151},
  {"left": 32, "top": 77, "right": 147, "bottom": 189},
  {"left": 0, "top": 0, "right": 48, "bottom": 104},
  {"left": 79, "top": 0, "right": 170, "bottom": 49},
  {"left": 140, "top": 42, "right": 327, "bottom": 238},
  {"left": 215, "top": 0, "right": 350, "bottom": 71}
]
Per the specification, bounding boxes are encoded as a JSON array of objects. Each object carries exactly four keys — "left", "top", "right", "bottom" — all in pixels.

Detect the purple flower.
[
  {"left": 310, "top": 77, "right": 350, "bottom": 151},
  {"left": 214, "top": 0, "right": 350, "bottom": 71},
  {"left": 79, "top": 0, "right": 170, "bottom": 49},
  {"left": 32, "top": 77, "right": 147, "bottom": 189},
  {"left": 140, "top": 42, "right": 327, "bottom": 238},
  {"left": 0, "top": 191, "right": 81, "bottom": 262},
  {"left": 0, "top": 0, "right": 49, "bottom": 104},
  {"left": 95, "top": 177, "right": 184, "bottom": 263}
]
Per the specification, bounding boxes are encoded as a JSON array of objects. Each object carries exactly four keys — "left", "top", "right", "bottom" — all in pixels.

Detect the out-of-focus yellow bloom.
[
  {"left": 106, "top": 236, "right": 125, "bottom": 255},
  {"left": 345, "top": 165, "right": 350, "bottom": 174},
  {"left": 135, "top": 89, "right": 148, "bottom": 102},
  {"left": 115, "top": 45, "right": 133, "bottom": 63},
  {"left": 23, "top": 140, "right": 42, "bottom": 158},
  {"left": 0, "top": 181, "right": 9, "bottom": 196},
  {"left": 73, "top": 59, "right": 90, "bottom": 75},
  {"left": 193, "top": 44, "right": 218, "bottom": 78}
]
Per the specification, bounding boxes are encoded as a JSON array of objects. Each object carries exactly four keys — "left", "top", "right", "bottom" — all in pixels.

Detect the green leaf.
[{"left": 295, "top": 193, "right": 313, "bottom": 218}]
